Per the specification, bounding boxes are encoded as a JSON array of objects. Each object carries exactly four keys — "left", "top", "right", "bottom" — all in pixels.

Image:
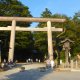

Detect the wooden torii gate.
[{"left": 0, "top": 17, "right": 66, "bottom": 62}]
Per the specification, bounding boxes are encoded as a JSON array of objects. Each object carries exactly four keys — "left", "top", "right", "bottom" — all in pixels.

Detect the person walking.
[{"left": 50, "top": 60, "right": 55, "bottom": 69}]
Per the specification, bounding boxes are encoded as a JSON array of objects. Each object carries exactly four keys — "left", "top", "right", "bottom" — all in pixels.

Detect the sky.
[{"left": 19, "top": 0, "right": 80, "bottom": 26}]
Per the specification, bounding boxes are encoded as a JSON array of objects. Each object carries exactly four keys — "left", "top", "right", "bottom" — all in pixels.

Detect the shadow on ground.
[{"left": 6, "top": 66, "right": 53, "bottom": 80}]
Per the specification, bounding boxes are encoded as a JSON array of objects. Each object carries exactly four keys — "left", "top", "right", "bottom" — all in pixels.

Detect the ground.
[{"left": 0, "top": 63, "right": 80, "bottom": 80}]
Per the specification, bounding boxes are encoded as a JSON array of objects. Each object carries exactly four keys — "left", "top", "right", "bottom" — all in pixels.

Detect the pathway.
[{"left": 0, "top": 63, "right": 80, "bottom": 80}]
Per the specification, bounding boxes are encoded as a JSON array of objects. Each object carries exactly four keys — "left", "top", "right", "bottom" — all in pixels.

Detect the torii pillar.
[
  {"left": 47, "top": 21, "right": 53, "bottom": 60},
  {"left": 8, "top": 20, "right": 16, "bottom": 62}
]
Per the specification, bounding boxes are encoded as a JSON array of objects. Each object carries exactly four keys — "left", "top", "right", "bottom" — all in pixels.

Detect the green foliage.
[
  {"left": 41, "top": 8, "right": 52, "bottom": 18},
  {"left": 0, "top": 1, "right": 80, "bottom": 61},
  {"left": 0, "top": 0, "right": 33, "bottom": 61},
  {"left": 33, "top": 8, "right": 53, "bottom": 59},
  {"left": 0, "top": 0, "right": 32, "bottom": 27},
  {"left": 15, "top": 32, "right": 34, "bottom": 49},
  {"left": 33, "top": 32, "right": 48, "bottom": 58},
  {"left": 34, "top": 8, "right": 80, "bottom": 61},
  {"left": 60, "top": 50, "right": 65, "bottom": 62}
]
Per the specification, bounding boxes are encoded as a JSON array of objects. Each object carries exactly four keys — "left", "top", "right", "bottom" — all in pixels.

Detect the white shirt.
[{"left": 50, "top": 60, "right": 55, "bottom": 68}]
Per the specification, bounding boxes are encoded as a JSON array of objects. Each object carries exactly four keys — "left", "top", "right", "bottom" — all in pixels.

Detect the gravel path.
[{"left": 0, "top": 63, "right": 80, "bottom": 80}]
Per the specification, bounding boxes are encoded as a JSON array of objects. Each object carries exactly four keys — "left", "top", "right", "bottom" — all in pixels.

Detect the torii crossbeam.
[{"left": 0, "top": 17, "right": 66, "bottom": 62}]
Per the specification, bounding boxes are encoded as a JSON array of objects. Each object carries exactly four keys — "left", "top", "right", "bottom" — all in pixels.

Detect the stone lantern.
[{"left": 61, "top": 38, "right": 74, "bottom": 66}]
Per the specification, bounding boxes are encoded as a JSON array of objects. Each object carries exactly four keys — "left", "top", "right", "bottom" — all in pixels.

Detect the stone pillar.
[
  {"left": 8, "top": 20, "right": 16, "bottom": 62},
  {"left": 71, "top": 60, "right": 73, "bottom": 69},
  {"left": 65, "top": 49, "right": 69, "bottom": 66},
  {"left": 76, "top": 60, "right": 78, "bottom": 68},
  {"left": 47, "top": 21, "right": 53, "bottom": 60},
  {"left": 0, "top": 40, "right": 1, "bottom": 63},
  {"left": 0, "top": 52, "right": 1, "bottom": 63}
]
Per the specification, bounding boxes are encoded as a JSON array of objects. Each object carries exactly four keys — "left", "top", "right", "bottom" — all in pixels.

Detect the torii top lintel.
[{"left": 0, "top": 17, "right": 66, "bottom": 22}]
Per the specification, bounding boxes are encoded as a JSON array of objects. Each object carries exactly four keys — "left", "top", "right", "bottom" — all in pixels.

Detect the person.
[
  {"left": 46, "top": 59, "right": 50, "bottom": 69},
  {"left": 3, "top": 59, "right": 6, "bottom": 63},
  {"left": 31, "top": 59, "right": 33, "bottom": 63},
  {"left": 50, "top": 60, "right": 55, "bottom": 69},
  {"left": 28, "top": 58, "right": 31, "bottom": 62},
  {"left": 36, "top": 58, "right": 38, "bottom": 62},
  {"left": 15, "top": 60, "right": 18, "bottom": 63},
  {"left": 39, "top": 59, "right": 40, "bottom": 63},
  {"left": 26, "top": 59, "right": 28, "bottom": 63},
  {"left": 1, "top": 63, "right": 5, "bottom": 68}
]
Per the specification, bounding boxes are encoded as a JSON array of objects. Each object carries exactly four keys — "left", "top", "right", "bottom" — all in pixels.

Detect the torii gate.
[{"left": 0, "top": 17, "right": 66, "bottom": 62}]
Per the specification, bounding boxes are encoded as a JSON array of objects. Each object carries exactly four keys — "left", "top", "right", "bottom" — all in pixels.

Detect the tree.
[
  {"left": 33, "top": 8, "right": 53, "bottom": 60},
  {"left": 72, "top": 11, "right": 80, "bottom": 56},
  {"left": 0, "top": 0, "right": 33, "bottom": 61},
  {"left": 41, "top": 8, "right": 52, "bottom": 18},
  {"left": 34, "top": 8, "right": 77, "bottom": 61},
  {"left": 0, "top": 0, "right": 32, "bottom": 26}
]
